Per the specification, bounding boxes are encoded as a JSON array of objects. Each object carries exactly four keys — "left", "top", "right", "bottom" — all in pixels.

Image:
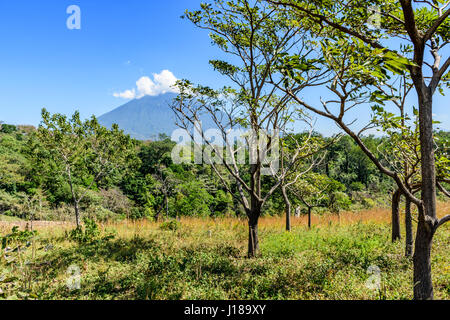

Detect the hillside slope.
[{"left": 98, "top": 94, "right": 179, "bottom": 140}]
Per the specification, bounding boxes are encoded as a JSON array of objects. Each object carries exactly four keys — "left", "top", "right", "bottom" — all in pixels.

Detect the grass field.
[{"left": 0, "top": 204, "right": 449, "bottom": 300}]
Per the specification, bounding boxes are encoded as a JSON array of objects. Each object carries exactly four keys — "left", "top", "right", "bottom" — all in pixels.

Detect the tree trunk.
[
  {"left": 67, "top": 166, "right": 81, "bottom": 228},
  {"left": 165, "top": 194, "right": 169, "bottom": 219},
  {"left": 308, "top": 207, "right": 312, "bottom": 229},
  {"left": 405, "top": 198, "right": 413, "bottom": 257},
  {"left": 247, "top": 162, "right": 262, "bottom": 258},
  {"left": 74, "top": 200, "right": 81, "bottom": 228},
  {"left": 392, "top": 189, "right": 401, "bottom": 242},
  {"left": 282, "top": 186, "right": 291, "bottom": 231},
  {"left": 247, "top": 215, "right": 260, "bottom": 258},
  {"left": 154, "top": 207, "right": 162, "bottom": 222},
  {"left": 413, "top": 209, "right": 434, "bottom": 300},
  {"left": 414, "top": 92, "right": 437, "bottom": 300}
]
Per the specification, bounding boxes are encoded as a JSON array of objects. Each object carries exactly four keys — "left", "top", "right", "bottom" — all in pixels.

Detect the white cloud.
[
  {"left": 113, "top": 70, "right": 178, "bottom": 99},
  {"left": 113, "top": 89, "right": 136, "bottom": 99}
]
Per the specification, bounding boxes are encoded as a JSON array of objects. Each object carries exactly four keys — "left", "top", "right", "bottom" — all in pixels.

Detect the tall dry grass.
[
  {"left": 1, "top": 202, "right": 449, "bottom": 236},
  {"left": 124, "top": 201, "right": 450, "bottom": 230}
]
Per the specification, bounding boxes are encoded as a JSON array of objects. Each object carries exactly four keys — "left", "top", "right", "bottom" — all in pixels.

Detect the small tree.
[
  {"left": 279, "top": 132, "right": 335, "bottom": 231},
  {"left": 153, "top": 166, "right": 179, "bottom": 220},
  {"left": 289, "top": 172, "right": 344, "bottom": 229}
]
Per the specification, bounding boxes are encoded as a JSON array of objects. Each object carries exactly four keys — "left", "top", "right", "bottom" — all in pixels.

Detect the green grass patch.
[{"left": 0, "top": 220, "right": 448, "bottom": 300}]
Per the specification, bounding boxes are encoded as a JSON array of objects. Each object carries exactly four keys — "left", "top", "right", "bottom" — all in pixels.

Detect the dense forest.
[{"left": 2, "top": 119, "right": 447, "bottom": 223}]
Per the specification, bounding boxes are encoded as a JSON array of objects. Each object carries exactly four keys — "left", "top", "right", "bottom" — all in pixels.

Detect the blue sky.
[
  {"left": 0, "top": 0, "right": 448, "bottom": 136},
  {"left": 0, "top": 1, "right": 224, "bottom": 124}
]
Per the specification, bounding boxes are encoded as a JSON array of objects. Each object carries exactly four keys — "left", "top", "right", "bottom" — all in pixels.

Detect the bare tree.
[
  {"left": 174, "top": 0, "right": 330, "bottom": 257},
  {"left": 172, "top": 82, "right": 322, "bottom": 256},
  {"left": 152, "top": 165, "right": 178, "bottom": 221}
]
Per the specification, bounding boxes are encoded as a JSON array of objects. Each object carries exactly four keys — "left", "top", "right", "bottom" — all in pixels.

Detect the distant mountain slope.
[
  {"left": 99, "top": 93, "right": 224, "bottom": 140},
  {"left": 99, "top": 93, "right": 180, "bottom": 140}
]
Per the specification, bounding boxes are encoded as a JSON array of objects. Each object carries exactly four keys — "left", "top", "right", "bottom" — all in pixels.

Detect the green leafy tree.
[
  {"left": 35, "top": 109, "right": 136, "bottom": 228},
  {"left": 289, "top": 172, "right": 347, "bottom": 228},
  {"left": 174, "top": 180, "right": 214, "bottom": 217},
  {"left": 0, "top": 134, "right": 30, "bottom": 194}
]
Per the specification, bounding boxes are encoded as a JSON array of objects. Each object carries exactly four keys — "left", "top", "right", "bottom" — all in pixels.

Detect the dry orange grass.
[
  {"left": 159, "top": 201, "right": 450, "bottom": 232},
  {"left": 1, "top": 202, "right": 449, "bottom": 236},
  {"left": 0, "top": 221, "right": 74, "bottom": 236},
  {"left": 261, "top": 201, "right": 450, "bottom": 230}
]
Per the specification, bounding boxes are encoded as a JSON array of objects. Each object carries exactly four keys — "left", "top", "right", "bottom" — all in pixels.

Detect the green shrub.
[
  {"left": 160, "top": 219, "right": 181, "bottom": 231},
  {"left": 1, "top": 226, "right": 36, "bottom": 250},
  {"left": 350, "top": 182, "right": 365, "bottom": 192},
  {"left": 68, "top": 217, "right": 115, "bottom": 244},
  {"left": 362, "top": 197, "right": 376, "bottom": 209},
  {"left": 85, "top": 205, "right": 120, "bottom": 222},
  {"left": 129, "top": 207, "right": 152, "bottom": 220},
  {"left": 329, "top": 191, "right": 352, "bottom": 213}
]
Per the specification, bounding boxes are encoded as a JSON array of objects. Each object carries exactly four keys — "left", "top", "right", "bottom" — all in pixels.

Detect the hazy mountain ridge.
[
  {"left": 99, "top": 93, "right": 221, "bottom": 140},
  {"left": 98, "top": 93, "right": 179, "bottom": 140}
]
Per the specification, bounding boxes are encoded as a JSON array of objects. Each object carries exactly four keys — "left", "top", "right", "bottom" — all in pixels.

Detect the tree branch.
[
  {"left": 268, "top": 0, "right": 386, "bottom": 50},
  {"left": 434, "top": 214, "right": 450, "bottom": 232},
  {"left": 430, "top": 56, "right": 450, "bottom": 93}
]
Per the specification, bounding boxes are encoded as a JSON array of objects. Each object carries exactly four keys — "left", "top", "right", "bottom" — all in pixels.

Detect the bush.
[
  {"left": 85, "top": 205, "right": 121, "bottom": 222},
  {"left": 99, "top": 188, "right": 133, "bottom": 217},
  {"left": 350, "top": 182, "right": 365, "bottom": 192},
  {"left": 362, "top": 197, "right": 376, "bottom": 209},
  {"left": 329, "top": 191, "right": 352, "bottom": 213},
  {"left": 68, "top": 217, "right": 115, "bottom": 244},
  {"left": 1, "top": 226, "right": 36, "bottom": 250},
  {"left": 0, "top": 190, "right": 25, "bottom": 218},
  {"left": 160, "top": 219, "right": 181, "bottom": 231},
  {"left": 129, "top": 207, "right": 152, "bottom": 220},
  {"left": 79, "top": 189, "right": 102, "bottom": 209}
]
